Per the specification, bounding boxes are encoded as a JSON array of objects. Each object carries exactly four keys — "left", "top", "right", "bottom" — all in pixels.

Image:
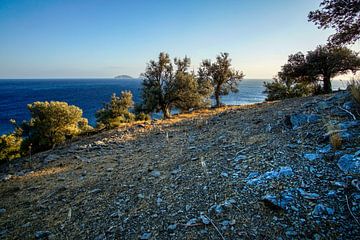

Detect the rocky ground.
[{"left": 0, "top": 91, "right": 360, "bottom": 240}]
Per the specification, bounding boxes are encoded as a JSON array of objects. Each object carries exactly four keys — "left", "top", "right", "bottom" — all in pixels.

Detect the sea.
[{"left": 0, "top": 78, "right": 348, "bottom": 135}]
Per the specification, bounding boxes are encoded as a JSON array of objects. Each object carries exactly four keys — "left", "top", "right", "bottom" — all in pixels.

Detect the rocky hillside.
[{"left": 0, "top": 91, "right": 359, "bottom": 239}]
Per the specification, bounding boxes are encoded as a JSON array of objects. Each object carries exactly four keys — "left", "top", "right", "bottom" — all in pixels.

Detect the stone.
[
  {"left": 140, "top": 232, "right": 152, "bottom": 240},
  {"left": 262, "top": 191, "right": 293, "bottom": 210},
  {"left": 44, "top": 154, "right": 59, "bottom": 164},
  {"left": 106, "top": 168, "right": 114, "bottom": 172},
  {"left": 278, "top": 166, "right": 294, "bottom": 177},
  {"left": 89, "top": 188, "right": 101, "bottom": 194},
  {"left": 337, "top": 154, "right": 360, "bottom": 174},
  {"left": 167, "top": 224, "right": 177, "bottom": 231},
  {"left": 233, "top": 154, "right": 247, "bottom": 162},
  {"left": 35, "top": 231, "right": 51, "bottom": 239},
  {"left": 338, "top": 120, "right": 359, "bottom": 130},
  {"left": 327, "top": 190, "right": 337, "bottom": 198},
  {"left": 312, "top": 204, "right": 334, "bottom": 217},
  {"left": 220, "top": 172, "right": 228, "bottom": 178},
  {"left": 303, "top": 153, "right": 321, "bottom": 161},
  {"left": 289, "top": 114, "right": 320, "bottom": 129},
  {"left": 150, "top": 170, "right": 161, "bottom": 177},
  {"left": 297, "top": 188, "right": 320, "bottom": 200},
  {"left": 317, "top": 145, "right": 332, "bottom": 154},
  {"left": 186, "top": 218, "right": 198, "bottom": 225},
  {"left": 185, "top": 204, "right": 192, "bottom": 211},
  {"left": 200, "top": 215, "right": 210, "bottom": 225}
]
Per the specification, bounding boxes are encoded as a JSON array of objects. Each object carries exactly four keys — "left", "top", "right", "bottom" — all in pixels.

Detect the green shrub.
[
  {"left": 264, "top": 78, "right": 313, "bottom": 101},
  {"left": 135, "top": 112, "right": 151, "bottom": 121},
  {"left": 0, "top": 132, "right": 22, "bottom": 163},
  {"left": 96, "top": 91, "right": 135, "bottom": 129},
  {"left": 21, "top": 101, "right": 91, "bottom": 152}
]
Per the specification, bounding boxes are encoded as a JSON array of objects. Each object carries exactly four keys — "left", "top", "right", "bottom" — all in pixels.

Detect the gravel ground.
[{"left": 0, "top": 91, "right": 359, "bottom": 239}]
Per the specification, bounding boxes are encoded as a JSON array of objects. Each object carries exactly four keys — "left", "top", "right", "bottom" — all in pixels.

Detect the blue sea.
[{"left": 0, "top": 78, "right": 348, "bottom": 135}]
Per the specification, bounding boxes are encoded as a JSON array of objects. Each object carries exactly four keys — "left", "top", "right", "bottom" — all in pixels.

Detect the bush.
[
  {"left": 0, "top": 133, "right": 22, "bottom": 163},
  {"left": 96, "top": 91, "right": 135, "bottom": 129},
  {"left": 135, "top": 112, "right": 151, "bottom": 121},
  {"left": 21, "top": 101, "right": 91, "bottom": 152},
  {"left": 263, "top": 78, "right": 313, "bottom": 101}
]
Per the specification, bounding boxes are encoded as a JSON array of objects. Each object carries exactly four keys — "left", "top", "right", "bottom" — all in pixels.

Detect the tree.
[
  {"left": 141, "top": 53, "right": 212, "bottom": 118},
  {"left": 306, "top": 46, "right": 360, "bottom": 93},
  {"left": 198, "top": 53, "right": 244, "bottom": 107},
  {"left": 0, "top": 133, "right": 22, "bottom": 164},
  {"left": 21, "top": 101, "right": 91, "bottom": 152},
  {"left": 308, "top": 0, "right": 360, "bottom": 45},
  {"left": 141, "top": 52, "right": 176, "bottom": 119},
  {"left": 96, "top": 91, "right": 135, "bottom": 128},
  {"left": 172, "top": 57, "right": 213, "bottom": 112},
  {"left": 273, "top": 46, "right": 360, "bottom": 94}
]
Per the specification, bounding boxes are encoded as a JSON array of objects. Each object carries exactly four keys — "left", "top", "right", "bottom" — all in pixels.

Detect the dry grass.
[
  {"left": 330, "top": 133, "right": 342, "bottom": 149},
  {"left": 348, "top": 78, "right": 360, "bottom": 105}
]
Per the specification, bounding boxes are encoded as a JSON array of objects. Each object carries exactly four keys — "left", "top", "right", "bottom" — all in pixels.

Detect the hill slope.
[{"left": 1, "top": 91, "right": 360, "bottom": 239}]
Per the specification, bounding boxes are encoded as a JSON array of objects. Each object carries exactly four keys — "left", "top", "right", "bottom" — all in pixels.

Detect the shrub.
[
  {"left": 96, "top": 91, "right": 135, "bottom": 129},
  {"left": 21, "top": 101, "right": 91, "bottom": 152},
  {"left": 0, "top": 133, "right": 22, "bottom": 163},
  {"left": 263, "top": 78, "right": 313, "bottom": 101},
  {"left": 135, "top": 112, "right": 151, "bottom": 121}
]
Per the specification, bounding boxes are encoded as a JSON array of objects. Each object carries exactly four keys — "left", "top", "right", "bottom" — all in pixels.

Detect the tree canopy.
[
  {"left": 308, "top": 0, "right": 360, "bottom": 45},
  {"left": 276, "top": 45, "right": 360, "bottom": 94},
  {"left": 140, "top": 52, "right": 213, "bottom": 118},
  {"left": 96, "top": 91, "right": 135, "bottom": 128},
  {"left": 198, "top": 53, "right": 244, "bottom": 107},
  {"left": 21, "top": 101, "right": 91, "bottom": 152}
]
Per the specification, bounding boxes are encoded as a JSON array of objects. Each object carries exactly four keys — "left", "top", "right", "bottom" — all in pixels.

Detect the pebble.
[
  {"left": 220, "top": 172, "right": 228, "bottom": 178},
  {"left": 298, "top": 188, "right": 320, "bottom": 200},
  {"left": 303, "top": 153, "right": 321, "bottom": 161},
  {"left": 35, "top": 231, "right": 52, "bottom": 239},
  {"left": 167, "top": 224, "right": 177, "bottom": 231},
  {"left": 200, "top": 215, "right": 210, "bottom": 225},
  {"left": 312, "top": 204, "right": 335, "bottom": 217},
  {"left": 89, "top": 188, "right": 101, "bottom": 194},
  {"left": 150, "top": 170, "right": 161, "bottom": 177},
  {"left": 140, "top": 232, "right": 152, "bottom": 240}
]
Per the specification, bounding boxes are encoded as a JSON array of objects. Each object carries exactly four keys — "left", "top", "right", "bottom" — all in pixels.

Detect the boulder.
[{"left": 338, "top": 154, "right": 360, "bottom": 174}]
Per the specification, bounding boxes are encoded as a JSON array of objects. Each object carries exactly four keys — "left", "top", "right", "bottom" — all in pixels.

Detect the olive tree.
[
  {"left": 21, "top": 101, "right": 91, "bottom": 152},
  {"left": 96, "top": 91, "right": 135, "bottom": 128},
  {"left": 198, "top": 53, "right": 244, "bottom": 107},
  {"left": 309, "top": 0, "right": 360, "bottom": 45}
]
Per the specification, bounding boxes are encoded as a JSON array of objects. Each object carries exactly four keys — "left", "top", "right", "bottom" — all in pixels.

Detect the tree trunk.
[
  {"left": 323, "top": 75, "right": 332, "bottom": 94},
  {"left": 215, "top": 89, "right": 221, "bottom": 108},
  {"left": 162, "top": 106, "right": 171, "bottom": 119}
]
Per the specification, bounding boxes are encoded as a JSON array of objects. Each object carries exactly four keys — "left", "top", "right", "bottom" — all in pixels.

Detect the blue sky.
[{"left": 0, "top": 0, "right": 357, "bottom": 79}]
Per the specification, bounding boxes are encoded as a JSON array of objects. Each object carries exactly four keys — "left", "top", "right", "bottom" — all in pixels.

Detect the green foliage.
[
  {"left": 198, "top": 53, "right": 244, "bottom": 107},
  {"left": 268, "top": 45, "right": 360, "bottom": 98},
  {"left": 308, "top": 0, "right": 360, "bottom": 45},
  {"left": 263, "top": 78, "right": 313, "bottom": 101},
  {"left": 172, "top": 57, "right": 213, "bottom": 112},
  {"left": 135, "top": 112, "right": 151, "bottom": 121},
  {"left": 96, "top": 91, "right": 135, "bottom": 128},
  {"left": 141, "top": 53, "right": 212, "bottom": 118},
  {"left": 0, "top": 132, "right": 22, "bottom": 163},
  {"left": 21, "top": 101, "right": 91, "bottom": 152}
]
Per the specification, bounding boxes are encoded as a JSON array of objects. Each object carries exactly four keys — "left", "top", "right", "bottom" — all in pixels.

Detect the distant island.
[{"left": 114, "top": 75, "right": 134, "bottom": 79}]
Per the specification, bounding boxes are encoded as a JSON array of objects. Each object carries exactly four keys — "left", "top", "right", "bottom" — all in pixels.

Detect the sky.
[{"left": 0, "top": 0, "right": 358, "bottom": 79}]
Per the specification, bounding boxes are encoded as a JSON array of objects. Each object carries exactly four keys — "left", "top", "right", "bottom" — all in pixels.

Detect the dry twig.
[
  {"left": 345, "top": 195, "right": 360, "bottom": 226},
  {"left": 203, "top": 214, "right": 226, "bottom": 240},
  {"left": 338, "top": 106, "right": 357, "bottom": 120}
]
